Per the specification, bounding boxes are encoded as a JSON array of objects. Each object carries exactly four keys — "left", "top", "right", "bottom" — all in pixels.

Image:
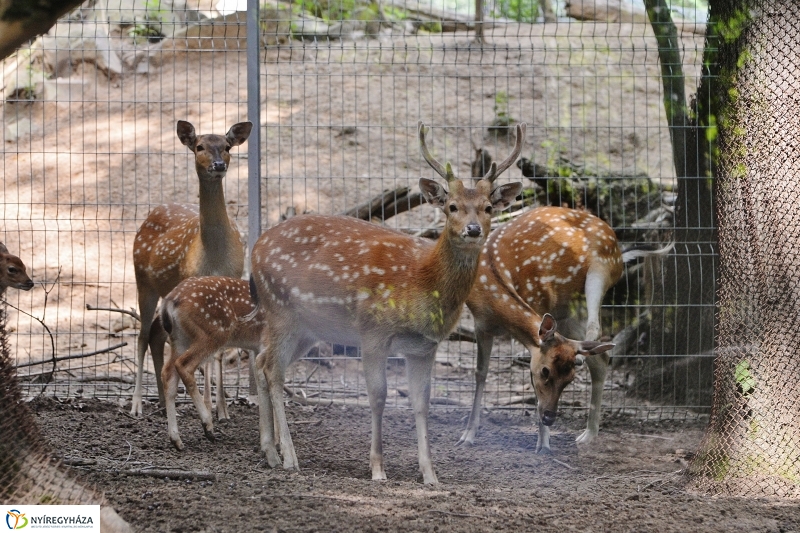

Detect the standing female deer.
[{"left": 130, "top": 120, "right": 252, "bottom": 417}]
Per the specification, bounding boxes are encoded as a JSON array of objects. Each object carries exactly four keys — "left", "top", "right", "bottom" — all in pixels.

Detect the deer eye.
[
  {"left": 540, "top": 367, "right": 550, "bottom": 380},
  {"left": 484, "top": 205, "right": 493, "bottom": 214},
  {"left": 448, "top": 204, "right": 458, "bottom": 213},
  {"left": 196, "top": 144, "right": 205, "bottom": 152},
  {"left": 224, "top": 145, "right": 231, "bottom": 152}
]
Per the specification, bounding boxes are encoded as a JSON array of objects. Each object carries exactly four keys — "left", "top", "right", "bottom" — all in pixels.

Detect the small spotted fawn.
[
  {"left": 459, "top": 206, "right": 671, "bottom": 452},
  {"left": 158, "top": 276, "right": 265, "bottom": 450},
  {"left": 131, "top": 120, "right": 252, "bottom": 417},
  {"left": 249, "top": 122, "right": 525, "bottom": 484}
]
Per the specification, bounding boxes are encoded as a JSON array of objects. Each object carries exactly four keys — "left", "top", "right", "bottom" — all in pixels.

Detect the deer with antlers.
[
  {"left": 458, "top": 206, "right": 671, "bottom": 452},
  {"left": 0, "top": 243, "right": 34, "bottom": 296},
  {"left": 130, "top": 120, "right": 252, "bottom": 417},
  {"left": 249, "top": 122, "right": 524, "bottom": 484}
]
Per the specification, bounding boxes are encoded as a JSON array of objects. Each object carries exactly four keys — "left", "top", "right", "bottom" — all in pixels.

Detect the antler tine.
[
  {"left": 418, "top": 121, "right": 454, "bottom": 182},
  {"left": 483, "top": 123, "right": 526, "bottom": 183}
]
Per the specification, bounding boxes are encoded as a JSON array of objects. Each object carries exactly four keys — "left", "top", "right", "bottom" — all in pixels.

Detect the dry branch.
[
  {"left": 120, "top": 468, "right": 216, "bottom": 481},
  {"left": 14, "top": 342, "right": 128, "bottom": 369}
]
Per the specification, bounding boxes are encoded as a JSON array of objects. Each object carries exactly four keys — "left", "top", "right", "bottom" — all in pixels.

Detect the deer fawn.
[
  {"left": 459, "top": 206, "right": 671, "bottom": 452},
  {"left": 249, "top": 122, "right": 524, "bottom": 484},
  {"left": 0, "top": 243, "right": 34, "bottom": 296},
  {"left": 131, "top": 120, "right": 252, "bottom": 417},
  {"left": 158, "top": 276, "right": 265, "bottom": 450}
]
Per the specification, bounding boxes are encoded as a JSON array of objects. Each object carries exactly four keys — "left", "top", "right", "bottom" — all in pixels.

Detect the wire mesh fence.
[{"left": 1, "top": 0, "right": 714, "bottom": 422}]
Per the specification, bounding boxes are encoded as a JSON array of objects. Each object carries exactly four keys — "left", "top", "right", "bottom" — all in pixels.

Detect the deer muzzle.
[
  {"left": 463, "top": 223, "right": 482, "bottom": 239},
  {"left": 540, "top": 409, "right": 558, "bottom": 426}
]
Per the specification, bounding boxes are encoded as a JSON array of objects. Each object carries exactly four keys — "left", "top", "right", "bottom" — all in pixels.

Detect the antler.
[
  {"left": 418, "top": 121, "right": 456, "bottom": 183},
  {"left": 483, "top": 123, "right": 526, "bottom": 183}
]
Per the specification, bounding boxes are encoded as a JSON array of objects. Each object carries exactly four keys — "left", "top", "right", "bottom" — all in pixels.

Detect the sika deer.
[
  {"left": 159, "top": 276, "right": 265, "bottom": 450},
  {"left": 458, "top": 206, "right": 671, "bottom": 452},
  {"left": 249, "top": 122, "right": 524, "bottom": 484},
  {"left": 131, "top": 120, "right": 252, "bottom": 417},
  {"left": 0, "top": 243, "right": 34, "bottom": 296}
]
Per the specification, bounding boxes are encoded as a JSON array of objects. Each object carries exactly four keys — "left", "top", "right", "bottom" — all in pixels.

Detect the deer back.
[{"left": 161, "top": 276, "right": 264, "bottom": 353}]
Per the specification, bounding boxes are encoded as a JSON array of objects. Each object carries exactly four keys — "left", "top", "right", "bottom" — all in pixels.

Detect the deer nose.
[
  {"left": 22, "top": 280, "right": 34, "bottom": 290},
  {"left": 464, "top": 223, "right": 482, "bottom": 238},
  {"left": 541, "top": 410, "right": 557, "bottom": 426},
  {"left": 211, "top": 160, "right": 227, "bottom": 172}
]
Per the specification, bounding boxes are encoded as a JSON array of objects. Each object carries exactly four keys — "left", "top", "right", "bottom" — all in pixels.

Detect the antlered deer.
[
  {"left": 0, "top": 243, "right": 34, "bottom": 296},
  {"left": 158, "top": 276, "right": 265, "bottom": 450},
  {"left": 249, "top": 122, "right": 525, "bottom": 484},
  {"left": 459, "top": 206, "right": 671, "bottom": 452},
  {"left": 131, "top": 120, "right": 252, "bottom": 417}
]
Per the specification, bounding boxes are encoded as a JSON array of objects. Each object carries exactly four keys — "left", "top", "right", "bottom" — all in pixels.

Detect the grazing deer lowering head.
[
  {"left": 459, "top": 207, "right": 671, "bottom": 452},
  {"left": 250, "top": 122, "right": 524, "bottom": 484},
  {"left": 130, "top": 120, "right": 252, "bottom": 417},
  {"left": 0, "top": 243, "right": 34, "bottom": 296}
]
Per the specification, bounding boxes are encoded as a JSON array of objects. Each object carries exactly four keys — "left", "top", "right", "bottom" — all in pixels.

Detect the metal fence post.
[{"left": 246, "top": 0, "right": 261, "bottom": 399}]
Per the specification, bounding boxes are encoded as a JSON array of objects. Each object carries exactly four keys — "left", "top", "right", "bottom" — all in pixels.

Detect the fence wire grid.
[{"left": 1, "top": 0, "right": 714, "bottom": 423}]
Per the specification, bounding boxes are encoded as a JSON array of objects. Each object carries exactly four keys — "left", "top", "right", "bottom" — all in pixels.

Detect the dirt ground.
[{"left": 31, "top": 397, "right": 798, "bottom": 532}]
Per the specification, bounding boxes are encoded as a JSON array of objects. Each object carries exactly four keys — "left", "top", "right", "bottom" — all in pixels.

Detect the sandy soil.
[{"left": 31, "top": 397, "right": 797, "bottom": 532}]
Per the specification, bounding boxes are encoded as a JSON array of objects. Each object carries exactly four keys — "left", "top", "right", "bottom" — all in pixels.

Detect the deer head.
[
  {"left": 177, "top": 120, "right": 253, "bottom": 180},
  {"left": 531, "top": 314, "right": 614, "bottom": 426}
]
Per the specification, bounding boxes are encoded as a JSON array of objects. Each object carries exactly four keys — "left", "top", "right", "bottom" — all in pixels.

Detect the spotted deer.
[
  {"left": 0, "top": 243, "right": 34, "bottom": 296},
  {"left": 458, "top": 206, "right": 671, "bottom": 452},
  {"left": 156, "top": 276, "right": 265, "bottom": 450},
  {"left": 249, "top": 122, "right": 524, "bottom": 484},
  {"left": 130, "top": 120, "right": 252, "bottom": 417}
]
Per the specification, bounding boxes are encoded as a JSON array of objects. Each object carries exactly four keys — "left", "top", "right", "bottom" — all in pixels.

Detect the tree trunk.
[
  {"left": 633, "top": 0, "right": 719, "bottom": 407},
  {"left": 689, "top": 0, "right": 800, "bottom": 497}
]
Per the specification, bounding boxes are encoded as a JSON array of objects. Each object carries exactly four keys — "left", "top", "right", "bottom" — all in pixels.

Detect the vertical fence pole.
[{"left": 246, "top": 0, "right": 261, "bottom": 399}]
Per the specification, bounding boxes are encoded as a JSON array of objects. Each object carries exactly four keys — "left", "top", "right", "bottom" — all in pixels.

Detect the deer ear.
[
  {"left": 227, "top": 121, "right": 253, "bottom": 146},
  {"left": 419, "top": 178, "right": 448, "bottom": 209},
  {"left": 577, "top": 341, "right": 615, "bottom": 356},
  {"left": 538, "top": 313, "right": 557, "bottom": 342},
  {"left": 0, "top": 242, "right": 8, "bottom": 255},
  {"left": 177, "top": 120, "right": 196, "bottom": 149},
  {"left": 490, "top": 182, "right": 523, "bottom": 211}
]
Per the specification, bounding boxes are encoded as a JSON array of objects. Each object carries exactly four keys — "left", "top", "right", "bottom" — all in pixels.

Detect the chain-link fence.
[
  {"left": 689, "top": 0, "right": 800, "bottom": 498},
  {"left": 1, "top": 0, "right": 713, "bottom": 422}
]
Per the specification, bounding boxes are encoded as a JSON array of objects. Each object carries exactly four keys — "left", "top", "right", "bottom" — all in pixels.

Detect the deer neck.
[
  {"left": 197, "top": 178, "right": 236, "bottom": 252},
  {"left": 417, "top": 234, "right": 482, "bottom": 328}
]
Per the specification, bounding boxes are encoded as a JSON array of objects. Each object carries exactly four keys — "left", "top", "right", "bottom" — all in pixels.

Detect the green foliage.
[
  {"left": 490, "top": 0, "right": 540, "bottom": 23},
  {"left": 488, "top": 91, "right": 515, "bottom": 132},
  {"left": 294, "top": 0, "right": 357, "bottom": 21},
  {"left": 734, "top": 359, "right": 755, "bottom": 396},
  {"left": 129, "top": 0, "right": 167, "bottom": 42}
]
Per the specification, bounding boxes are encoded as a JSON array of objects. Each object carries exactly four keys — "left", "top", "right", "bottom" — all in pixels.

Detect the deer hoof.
[
  {"left": 203, "top": 428, "right": 216, "bottom": 443},
  {"left": 171, "top": 439, "right": 185, "bottom": 451}
]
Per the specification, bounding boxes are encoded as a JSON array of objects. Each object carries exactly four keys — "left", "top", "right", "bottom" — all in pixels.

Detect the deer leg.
[
  {"left": 576, "top": 352, "right": 610, "bottom": 445},
  {"left": 175, "top": 352, "right": 216, "bottom": 443},
  {"left": 458, "top": 329, "right": 494, "bottom": 446},
  {"left": 148, "top": 314, "right": 168, "bottom": 409},
  {"left": 161, "top": 355, "right": 184, "bottom": 451},
  {"left": 405, "top": 349, "right": 439, "bottom": 485},
  {"left": 263, "top": 331, "right": 313, "bottom": 471},
  {"left": 215, "top": 353, "right": 229, "bottom": 421},
  {"left": 576, "top": 268, "right": 610, "bottom": 445},
  {"left": 255, "top": 350, "right": 281, "bottom": 468},
  {"left": 248, "top": 350, "right": 259, "bottom": 406},
  {"left": 202, "top": 360, "right": 213, "bottom": 413},
  {"left": 362, "top": 341, "right": 390, "bottom": 481},
  {"left": 132, "top": 289, "right": 159, "bottom": 417},
  {"left": 536, "top": 420, "right": 552, "bottom": 454}
]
